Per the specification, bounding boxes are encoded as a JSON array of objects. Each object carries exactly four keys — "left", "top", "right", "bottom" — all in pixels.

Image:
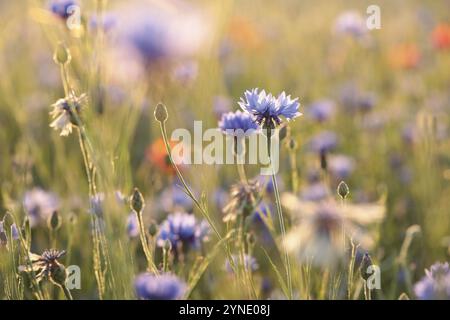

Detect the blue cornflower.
[
  {"left": 329, "top": 155, "right": 355, "bottom": 179},
  {"left": 23, "top": 188, "right": 60, "bottom": 228},
  {"left": 414, "top": 262, "right": 450, "bottom": 300},
  {"left": 238, "top": 88, "right": 301, "bottom": 129},
  {"left": 225, "top": 255, "right": 259, "bottom": 273},
  {"left": 49, "top": 0, "right": 78, "bottom": 19},
  {"left": 308, "top": 99, "right": 336, "bottom": 122},
  {"left": 160, "top": 185, "right": 194, "bottom": 213},
  {"left": 309, "top": 131, "right": 338, "bottom": 154},
  {"left": 156, "top": 212, "right": 209, "bottom": 250},
  {"left": 218, "top": 111, "right": 260, "bottom": 136},
  {"left": 135, "top": 273, "right": 186, "bottom": 300},
  {"left": 126, "top": 213, "right": 139, "bottom": 238},
  {"left": 255, "top": 175, "right": 284, "bottom": 195},
  {"left": 301, "top": 183, "right": 329, "bottom": 202}
]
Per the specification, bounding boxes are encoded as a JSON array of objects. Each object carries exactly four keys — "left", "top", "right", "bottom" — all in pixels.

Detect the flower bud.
[
  {"left": 2, "top": 212, "right": 14, "bottom": 229},
  {"left": 130, "top": 188, "right": 145, "bottom": 213},
  {"left": 53, "top": 42, "right": 72, "bottom": 65},
  {"left": 288, "top": 138, "right": 297, "bottom": 150},
  {"left": 48, "top": 211, "right": 62, "bottom": 231},
  {"left": 148, "top": 222, "right": 158, "bottom": 237},
  {"left": 154, "top": 103, "right": 168, "bottom": 123},
  {"left": 360, "top": 253, "right": 374, "bottom": 281},
  {"left": 163, "top": 239, "right": 172, "bottom": 252},
  {"left": 337, "top": 181, "right": 350, "bottom": 199},
  {"left": 50, "top": 263, "right": 67, "bottom": 287}
]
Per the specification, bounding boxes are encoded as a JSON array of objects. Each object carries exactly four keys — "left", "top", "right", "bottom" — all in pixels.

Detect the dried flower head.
[
  {"left": 223, "top": 180, "right": 261, "bottom": 222},
  {"left": 50, "top": 92, "right": 88, "bottom": 136}
]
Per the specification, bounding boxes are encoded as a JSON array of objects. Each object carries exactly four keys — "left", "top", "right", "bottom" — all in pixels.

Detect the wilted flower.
[
  {"left": 23, "top": 188, "right": 60, "bottom": 227},
  {"left": 19, "top": 249, "right": 67, "bottom": 286},
  {"left": 333, "top": 11, "right": 367, "bottom": 39},
  {"left": 135, "top": 273, "right": 186, "bottom": 300},
  {"left": 225, "top": 255, "right": 259, "bottom": 273},
  {"left": 308, "top": 99, "right": 336, "bottom": 122},
  {"left": 218, "top": 111, "right": 260, "bottom": 136},
  {"left": 238, "top": 89, "right": 301, "bottom": 129},
  {"left": 223, "top": 180, "right": 260, "bottom": 222},
  {"left": 432, "top": 23, "right": 450, "bottom": 50},
  {"left": 49, "top": 93, "right": 87, "bottom": 136},
  {"left": 282, "top": 193, "right": 385, "bottom": 267},
  {"left": 414, "top": 262, "right": 450, "bottom": 300},
  {"left": 156, "top": 212, "right": 210, "bottom": 250}
]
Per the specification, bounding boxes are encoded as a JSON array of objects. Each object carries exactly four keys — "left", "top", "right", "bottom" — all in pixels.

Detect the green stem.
[
  {"left": 61, "top": 285, "right": 73, "bottom": 300},
  {"left": 267, "top": 128, "right": 293, "bottom": 299}
]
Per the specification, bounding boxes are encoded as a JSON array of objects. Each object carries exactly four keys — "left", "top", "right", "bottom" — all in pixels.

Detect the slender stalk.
[
  {"left": 134, "top": 208, "right": 157, "bottom": 273},
  {"left": 266, "top": 128, "right": 293, "bottom": 299},
  {"left": 61, "top": 285, "right": 73, "bottom": 300}
]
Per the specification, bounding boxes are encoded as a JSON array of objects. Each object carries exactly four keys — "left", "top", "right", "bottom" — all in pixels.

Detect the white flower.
[{"left": 282, "top": 192, "right": 385, "bottom": 268}]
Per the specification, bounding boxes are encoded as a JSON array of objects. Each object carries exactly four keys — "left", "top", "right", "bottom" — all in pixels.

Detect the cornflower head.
[
  {"left": 333, "top": 10, "right": 368, "bottom": 39},
  {"left": 225, "top": 255, "right": 259, "bottom": 273},
  {"left": 135, "top": 273, "right": 186, "bottom": 300},
  {"left": 49, "top": 92, "right": 88, "bottom": 136},
  {"left": 218, "top": 110, "right": 260, "bottom": 136},
  {"left": 156, "top": 212, "right": 210, "bottom": 251},
  {"left": 328, "top": 155, "right": 355, "bottom": 180},
  {"left": 223, "top": 180, "right": 261, "bottom": 223},
  {"left": 19, "top": 249, "right": 67, "bottom": 286},
  {"left": 238, "top": 88, "right": 301, "bottom": 129},
  {"left": 282, "top": 193, "right": 385, "bottom": 268},
  {"left": 414, "top": 262, "right": 450, "bottom": 300},
  {"left": 48, "top": 0, "right": 78, "bottom": 20},
  {"left": 23, "top": 188, "right": 60, "bottom": 227},
  {"left": 308, "top": 99, "right": 336, "bottom": 122},
  {"left": 159, "top": 184, "right": 194, "bottom": 213}
]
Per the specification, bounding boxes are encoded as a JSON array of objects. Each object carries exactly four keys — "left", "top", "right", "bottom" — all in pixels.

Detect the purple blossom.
[
  {"left": 135, "top": 273, "right": 186, "bottom": 300},
  {"left": 238, "top": 88, "right": 301, "bottom": 128},
  {"left": 160, "top": 185, "right": 194, "bottom": 213},
  {"left": 213, "top": 96, "right": 232, "bottom": 119},
  {"left": 126, "top": 213, "right": 139, "bottom": 238},
  {"left": 48, "top": 0, "right": 78, "bottom": 19},
  {"left": 23, "top": 188, "right": 60, "bottom": 227},
  {"left": 225, "top": 255, "right": 259, "bottom": 273},
  {"left": 308, "top": 99, "right": 336, "bottom": 122},
  {"left": 309, "top": 131, "right": 338, "bottom": 154},
  {"left": 329, "top": 155, "right": 355, "bottom": 179},
  {"left": 218, "top": 111, "right": 260, "bottom": 136},
  {"left": 414, "top": 262, "right": 450, "bottom": 300},
  {"left": 301, "top": 183, "right": 329, "bottom": 202},
  {"left": 157, "top": 212, "right": 210, "bottom": 250}
]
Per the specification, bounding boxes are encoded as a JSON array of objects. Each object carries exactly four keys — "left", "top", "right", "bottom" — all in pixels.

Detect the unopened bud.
[
  {"left": 163, "top": 239, "right": 172, "bottom": 252},
  {"left": 288, "top": 138, "right": 297, "bottom": 150},
  {"left": 48, "top": 211, "right": 62, "bottom": 231},
  {"left": 130, "top": 188, "right": 145, "bottom": 213},
  {"left": 337, "top": 181, "right": 350, "bottom": 199},
  {"left": 154, "top": 103, "right": 168, "bottom": 123},
  {"left": 360, "top": 253, "right": 374, "bottom": 281},
  {"left": 53, "top": 42, "right": 71, "bottom": 65},
  {"left": 148, "top": 222, "right": 158, "bottom": 237},
  {"left": 2, "top": 212, "right": 14, "bottom": 229}
]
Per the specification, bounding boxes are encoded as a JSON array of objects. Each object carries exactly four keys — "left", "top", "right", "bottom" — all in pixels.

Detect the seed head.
[
  {"left": 337, "top": 181, "right": 350, "bottom": 199},
  {"left": 130, "top": 188, "right": 145, "bottom": 213},
  {"left": 154, "top": 103, "right": 168, "bottom": 123}
]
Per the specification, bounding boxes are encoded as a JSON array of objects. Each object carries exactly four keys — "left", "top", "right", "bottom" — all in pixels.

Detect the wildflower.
[
  {"left": 213, "top": 96, "right": 232, "bottom": 119},
  {"left": 339, "top": 84, "right": 376, "bottom": 114},
  {"left": 134, "top": 273, "right": 186, "bottom": 300},
  {"left": 238, "top": 88, "right": 301, "bottom": 129},
  {"left": 49, "top": 93, "right": 88, "bottom": 136},
  {"left": 360, "top": 253, "right": 374, "bottom": 280},
  {"left": 218, "top": 111, "right": 260, "bottom": 136},
  {"left": 19, "top": 249, "right": 67, "bottom": 285},
  {"left": 282, "top": 193, "right": 385, "bottom": 267},
  {"left": 223, "top": 180, "right": 260, "bottom": 222},
  {"left": 172, "top": 61, "right": 198, "bottom": 85},
  {"left": 251, "top": 202, "right": 274, "bottom": 225},
  {"left": 308, "top": 99, "right": 336, "bottom": 122},
  {"left": 333, "top": 11, "right": 367, "bottom": 39},
  {"left": 432, "top": 23, "right": 450, "bottom": 50},
  {"left": 146, "top": 138, "right": 180, "bottom": 175},
  {"left": 90, "top": 193, "right": 105, "bottom": 217},
  {"left": 309, "top": 131, "right": 338, "bottom": 154},
  {"left": 414, "top": 262, "right": 450, "bottom": 300},
  {"left": 126, "top": 213, "right": 139, "bottom": 238},
  {"left": 329, "top": 155, "right": 355, "bottom": 180},
  {"left": 88, "top": 12, "right": 117, "bottom": 34},
  {"left": 255, "top": 175, "right": 284, "bottom": 195},
  {"left": 227, "top": 16, "right": 262, "bottom": 50},
  {"left": 156, "top": 212, "right": 210, "bottom": 250},
  {"left": 23, "top": 188, "right": 60, "bottom": 227},
  {"left": 48, "top": 0, "right": 78, "bottom": 20},
  {"left": 159, "top": 184, "right": 194, "bottom": 213},
  {"left": 301, "top": 182, "right": 329, "bottom": 202},
  {"left": 225, "top": 255, "right": 259, "bottom": 273},
  {"left": 388, "top": 43, "right": 420, "bottom": 69}
]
